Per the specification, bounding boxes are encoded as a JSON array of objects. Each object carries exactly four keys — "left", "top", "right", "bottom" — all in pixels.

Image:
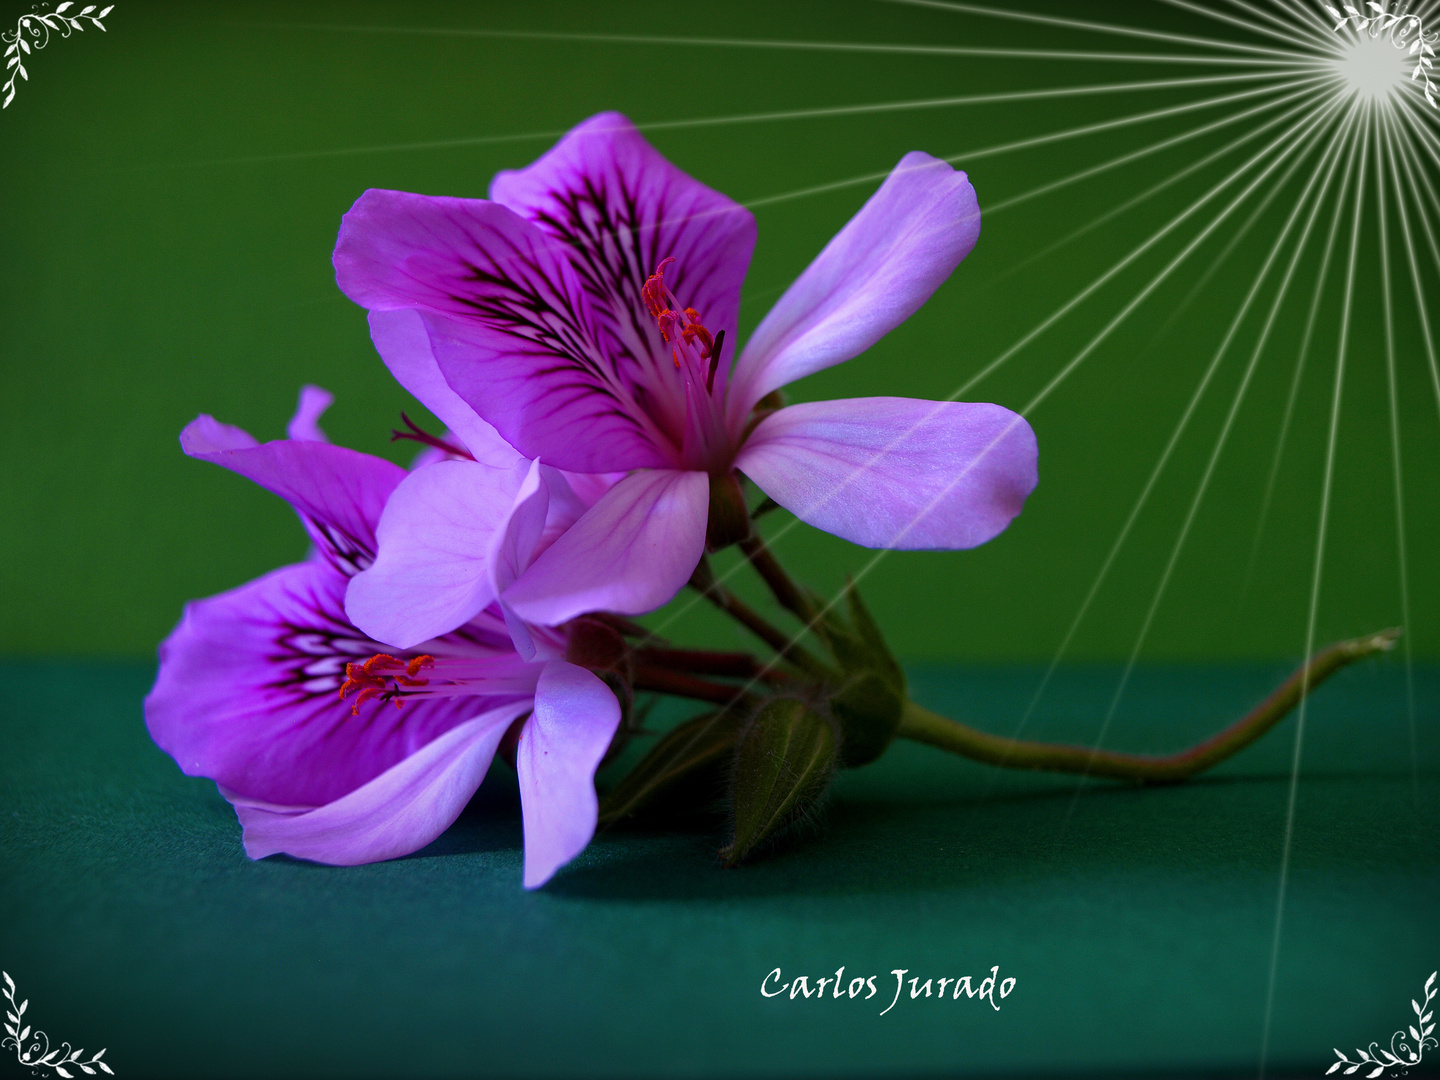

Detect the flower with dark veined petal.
[
  {"left": 144, "top": 387, "right": 621, "bottom": 888},
  {"left": 333, "top": 112, "right": 1039, "bottom": 632}
]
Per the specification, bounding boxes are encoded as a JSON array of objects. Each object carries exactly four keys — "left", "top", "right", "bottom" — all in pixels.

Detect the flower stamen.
[
  {"left": 339, "top": 652, "right": 434, "bottom": 715},
  {"left": 642, "top": 257, "right": 720, "bottom": 382}
]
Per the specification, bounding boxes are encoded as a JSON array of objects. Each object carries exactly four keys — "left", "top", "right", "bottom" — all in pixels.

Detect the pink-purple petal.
[
  {"left": 231, "top": 700, "right": 530, "bottom": 866},
  {"left": 516, "top": 660, "right": 622, "bottom": 888},
  {"left": 334, "top": 187, "right": 670, "bottom": 473},
  {"left": 422, "top": 307, "right": 675, "bottom": 473},
  {"left": 366, "top": 308, "right": 522, "bottom": 467},
  {"left": 344, "top": 458, "right": 532, "bottom": 649},
  {"left": 490, "top": 112, "right": 756, "bottom": 406},
  {"left": 735, "top": 397, "right": 1037, "bottom": 550},
  {"left": 181, "top": 418, "right": 406, "bottom": 573},
  {"left": 286, "top": 385, "right": 333, "bottom": 443},
  {"left": 180, "top": 414, "right": 258, "bottom": 453},
  {"left": 728, "top": 152, "right": 981, "bottom": 422},
  {"left": 501, "top": 468, "right": 709, "bottom": 626},
  {"left": 144, "top": 561, "right": 513, "bottom": 808}
]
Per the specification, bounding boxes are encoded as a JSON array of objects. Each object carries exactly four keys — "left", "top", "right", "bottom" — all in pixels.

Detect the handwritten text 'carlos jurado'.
[{"left": 761, "top": 966, "right": 1016, "bottom": 1015}]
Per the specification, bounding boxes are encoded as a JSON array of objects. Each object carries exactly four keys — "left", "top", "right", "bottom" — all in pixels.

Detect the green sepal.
[
  {"left": 810, "top": 580, "right": 907, "bottom": 767},
  {"left": 706, "top": 471, "right": 752, "bottom": 551},
  {"left": 598, "top": 711, "right": 741, "bottom": 827},
  {"left": 721, "top": 698, "right": 837, "bottom": 866}
]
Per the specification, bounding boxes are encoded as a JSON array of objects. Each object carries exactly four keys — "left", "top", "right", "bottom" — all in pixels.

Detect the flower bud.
[
  {"left": 811, "top": 582, "right": 906, "bottom": 767},
  {"left": 721, "top": 697, "right": 838, "bottom": 866},
  {"left": 598, "top": 711, "right": 740, "bottom": 826}
]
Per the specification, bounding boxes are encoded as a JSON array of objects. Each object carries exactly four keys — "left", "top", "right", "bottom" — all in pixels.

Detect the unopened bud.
[{"left": 721, "top": 697, "right": 838, "bottom": 866}]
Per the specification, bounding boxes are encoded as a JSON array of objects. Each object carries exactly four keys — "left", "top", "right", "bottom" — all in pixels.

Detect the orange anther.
[{"left": 339, "top": 652, "right": 434, "bottom": 715}]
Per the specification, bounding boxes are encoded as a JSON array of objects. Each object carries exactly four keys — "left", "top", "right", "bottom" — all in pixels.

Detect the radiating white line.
[
  {"left": 1083, "top": 104, "right": 1355, "bottom": 774},
  {"left": 1395, "top": 95, "right": 1440, "bottom": 175},
  {"left": 1160, "top": 0, "right": 1339, "bottom": 54},
  {"left": 986, "top": 75, "right": 1332, "bottom": 215},
  {"left": 989, "top": 86, "right": 1328, "bottom": 279},
  {"left": 954, "top": 90, "right": 1343, "bottom": 402},
  {"left": 877, "top": 0, "right": 1315, "bottom": 59},
  {"left": 1375, "top": 109, "right": 1420, "bottom": 800},
  {"left": 1259, "top": 100, "right": 1372, "bottom": 1080},
  {"left": 1005, "top": 101, "right": 1353, "bottom": 757},
  {"left": 232, "top": 18, "right": 1320, "bottom": 66},
  {"left": 1239, "top": 107, "right": 1357, "bottom": 607},
  {"left": 150, "top": 72, "right": 1300, "bottom": 170},
  {"left": 1270, "top": 0, "right": 1340, "bottom": 41},
  {"left": 739, "top": 77, "right": 1320, "bottom": 213},
  {"left": 1383, "top": 106, "right": 1440, "bottom": 432},
  {"left": 807, "top": 94, "right": 1345, "bottom": 628},
  {"left": 656, "top": 78, "right": 1344, "bottom": 644},
  {"left": 737, "top": 94, "right": 1349, "bottom": 748},
  {"left": 1222, "top": 0, "right": 1345, "bottom": 53}
]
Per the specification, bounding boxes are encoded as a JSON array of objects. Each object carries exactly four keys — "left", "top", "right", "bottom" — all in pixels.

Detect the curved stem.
[{"left": 897, "top": 629, "right": 1399, "bottom": 783}]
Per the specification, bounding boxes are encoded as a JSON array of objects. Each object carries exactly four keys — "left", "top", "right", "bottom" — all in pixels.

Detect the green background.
[
  {"left": 3, "top": 0, "right": 1436, "bottom": 663},
  {"left": 2, "top": 2, "right": 1437, "bottom": 1078}
]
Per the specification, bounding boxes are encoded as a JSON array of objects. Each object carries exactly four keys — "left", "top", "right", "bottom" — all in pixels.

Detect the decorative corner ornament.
[
  {"left": 2, "top": 3, "right": 114, "bottom": 110},
  {"left": 2, "top": 971, "right": 114, "bottom": 1077},
  {"left": 1327, "top": 970, "right": 1437, "bottom": 1077},
  {"left": 1325, "top": 2, "right": 1439, "bottom": 107}
]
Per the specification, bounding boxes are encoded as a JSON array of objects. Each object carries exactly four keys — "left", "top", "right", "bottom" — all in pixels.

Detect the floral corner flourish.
[
  {"left": 2, "top": 2, "right": 114, "bottom": 110},
  {"left": 1325, "top": 2, "right": 1439, "bottom": 107},
  {"left": 2, "top": 971, "right": 113, "bottom": 1077},
  {"left": 1328, "top": 970, "right": 1438, "bottom": 1077}
]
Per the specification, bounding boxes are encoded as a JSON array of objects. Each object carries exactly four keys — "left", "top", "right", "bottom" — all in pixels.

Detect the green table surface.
[{"left": 1, "top": 660, "right": 1435, "bottom": 1078}]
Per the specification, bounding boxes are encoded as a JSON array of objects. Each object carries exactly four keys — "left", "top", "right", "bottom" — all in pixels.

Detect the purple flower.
[
  {"left": 145, "top": 388, "right": 621, "bottom": 888},
  {"left": 332, "top": 112, "right": 1039, "bottom": 629}
]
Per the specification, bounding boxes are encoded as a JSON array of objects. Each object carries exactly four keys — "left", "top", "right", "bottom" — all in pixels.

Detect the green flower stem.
[
  {"left": 896, "top": 628, "right": 1400, "bottom": 783},
  {"left": 688, "top": 557, "right": 829, "bottom": 677},
  {"left": 738, "top": 536, "right": 819, "bottom": 625}
]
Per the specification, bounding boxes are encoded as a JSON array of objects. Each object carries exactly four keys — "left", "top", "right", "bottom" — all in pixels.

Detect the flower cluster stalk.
[
  {"left": 725, "top": 534, "right": 1398, "bottom": 785},
  {"left": 896, "top": 628, "right": 1399, "bottom": 782}
]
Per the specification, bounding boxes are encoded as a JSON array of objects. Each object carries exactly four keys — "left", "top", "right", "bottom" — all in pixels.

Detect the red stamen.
[
  {"left": 339, "top": 653, "right": 434, "bottom": 716},
  {"left": 642, "top": 259, "right": 717, "bottom": 379}
]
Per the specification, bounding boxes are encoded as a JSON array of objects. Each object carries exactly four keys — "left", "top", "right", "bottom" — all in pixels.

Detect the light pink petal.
[
  {"left": 727, "top": 152, "right": 981, "bottom": 423},
  {"left": 501, "top": 468, "right": 709, "bottom": 626},
  {"left": 344, "top": 458, "right": 534, "bottom": 649},
  {"left": 735, "top": 397, "right": 1037, "bottom": 550},
  {"left": 334, "top": 187, "right": 671, "bottom": 473},
  {"left": 286, "top": 385, "right": 333, "bottom": 442},
  {"left": 367, "top": 308, "right": 522, "bottom": 467},
  {"left": 232, "top": 700, "right": 530, "bottom": 866},
  {"left": 491, "top": 112, "right": 756, "bottom": 406},
  {"left": 181, "top": 417, "right": 406, "bottom": 575},
  {"left": 516, "top": 661, "right": 622, "bottom": 888}
]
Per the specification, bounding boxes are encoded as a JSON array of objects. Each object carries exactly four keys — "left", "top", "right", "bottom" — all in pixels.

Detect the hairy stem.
[{"left": 897, "top": 629, "right": 1399, "bottom": 783}]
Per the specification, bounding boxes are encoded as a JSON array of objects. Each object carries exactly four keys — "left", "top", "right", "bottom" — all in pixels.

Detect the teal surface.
[
  {"left": 2, "top": 661, "right": 1435, "bottom": 1077},
  {"left": 2, "top": 0, "right": 1438, "bottom": 662}
]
